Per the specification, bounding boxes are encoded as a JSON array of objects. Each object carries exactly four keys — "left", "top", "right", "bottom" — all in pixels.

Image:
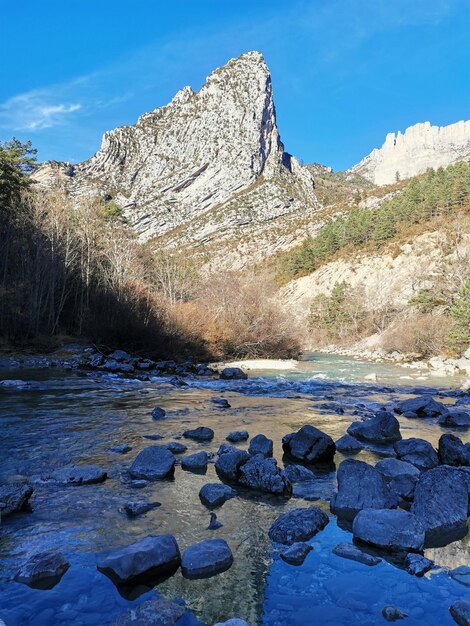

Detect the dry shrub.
[{"left": 381, "top": 313, "right": 451, "bottom": 357}]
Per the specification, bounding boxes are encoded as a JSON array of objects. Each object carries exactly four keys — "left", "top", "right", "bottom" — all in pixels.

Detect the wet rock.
[
  {"left": 124, "top": 500, "right": 161, "bottom": 517},
  {"left": 128, "top": 479, "right": 148, "bottom": 489},
  {"left": 347, "top": 410, "right": 401, "bottom": 444},
  {"left": 395, "top": 395, "right": 446, "bottom": 417},
  {"left": 208, "top": 512, "right": 223, "bottom": 530},
  {"left": 282, "top": 425, "right": 336, "bottom": 464},
  {"left": 226, "top": 431, "right": 249, "bottom": 443},
  {"left": 0, "top": 481, "right": 33, "bottom": 516},
  {"left": 211, "top": 397, "right": 231, "bottom": 408},
  {"left": 48, "top": 465, "right": 107, "bottom": 485},
  {"left": 353, "top": 508, "right": 425, "bottom": 552},
  {"left": 449, "top": 600, "right": 470, "bottom": 626},
  {"left": 14, "top": 550, "right": 70, "bottom": 589},
  {"left": 382, "top": 606, "right": 408, "bottom": 621},
  {"left": 181, "top": 451, "right": 208, "bottom": 473},
  {"left": 279, "top": 542, "right": 312, "bottom": 565},
  {"left": 110, "top": 443, "right": 132, "bottom": 454},
  {"left": 165, "top": 442, "right": 187, "bottom": 454},
  {"left": 439, "top": 410, "right": 470, "bottom": 429},
  {"left": 220, "top": 367, "right": 247, "bottom": 380},
  {"left": 181, "top": 538, "right": 233, "bottom": 579},
  {"left": 411, "top": 466, "right": 468, "bottom": 545},
  {"left": 129, "top": 446, "right": 175, "bottom": 480},
  {"left": 405, "top": 553, "right": 434, "bottom": 576},
  {"left": 248, "top": 434, "right": 273, "bottom": 457},
  {"left": 215, "top": 446, "right": 250, "bottom": 483},
  {"left": 151, "top": 407, "right": 166, "bottom": 420},
  {"left": 268, "top": 505, "right": 329, "bottom": 545},
  {"left": 144, "top": 434, "right": 165, "bottom": 441},
  {"left": 283, "top": 464, "right": 315, "bottom": 483},
  {"left": 199, "top": 483, "right": 237, "bottom": 508},
  {"left": 332, "top": 542, "right": 381, "bottom": 566},
  {"left": 183, "top": 426, "right": 214, "bottom": 442},
  {"left": 109, "top": 598, "right": 186, "bottom": 626},
  {"left": 438, "top": 434, "right": 470, "bottom": 466},
  {"left": 97, "top": 534, "right": 180, "bottom": 585},
  {"left": 238, "top": 454, "right": 291, "bottom": 495},
  {"left": 330, "top": 459, "right": 398, "bottom": 521},
  {"left": 335, "top": 434, "right": 363, "bottom": 453},
  {"left": 450, "top": 565, "right": 470, "bottom": 587},
  {"left": 394, "top": 438, "right": 439, "bottom": 471}
]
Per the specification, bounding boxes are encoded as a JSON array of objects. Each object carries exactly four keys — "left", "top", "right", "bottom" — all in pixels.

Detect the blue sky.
[{"left": 1, "top": 0, "right": 469, "bottom": 170}]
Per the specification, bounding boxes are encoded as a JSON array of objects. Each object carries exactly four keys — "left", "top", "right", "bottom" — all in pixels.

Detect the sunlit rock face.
[
  {"left": 33, "top": 51, "right": 317, "bottom": 262},
  {"left": 349, "top": 120, "right": 470, "bottom": 185}
]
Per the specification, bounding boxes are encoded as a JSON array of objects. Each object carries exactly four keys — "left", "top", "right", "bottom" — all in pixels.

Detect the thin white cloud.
[{"left": 0, "top": 90, "right": 82, "bottom": 131}]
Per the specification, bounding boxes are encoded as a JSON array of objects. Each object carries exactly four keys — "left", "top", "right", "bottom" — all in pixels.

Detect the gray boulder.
[
  {"left": 411, "top": 466, "right": 469, "bottom": 545},
  {"left": 238, "top": 454, "right": 291, "bottom": 495},
  {"left": 14, "top": 550, "right": 70, "bottom": 589},
  {"left": 215, "top": 445, "right": 250, "bottom": 483},
  {"left": 129, "top": 446, "right": 175, "bottom": 480},
  {"left": 347, "top": 410, "right": 401, "bottom": 444},
  {"left": 395, "top": 395, "right": 446, "bottom": 417},
  {"left": 279, "top": 542, "right": 312, "bottom": 565},
  {"left": 438, "top": 434, "right": 470, "bottom": 466},
  {"left": 97, "top": 534, "right": 180, "bottom": 585},
  {"left": 248, "top": 433, "right": 273, "bottom": 457},
  {"left": 283, "top": 464, "right": 316, "bottom": 483},
  {"left": 48, "top": 465, "right": 107, "bottom": 485},
  {"left": 0, "top": 481, "right": 33, "bottom": 517},
  {"left": 405, "top": 553, "right": 434, "bottom": 576},
  {"left": 449, "top": 600, "right": 470, "bottom": 626},
  {"left": 332, "top": 542, "right": 381, "bottom": 566},
  {"left": 282, "top": 425, "right": 336, "bottom": 464},
  {"left": 330, "top": 459, "right": 398, "bottom": 521},
  {"left": 394, "top": 438, "right": 439, "bottom": 471},
  {"left": 439, "top": 410, "right": 470, "bottom": 429},
  {"left": 181, "top": 538, "right": 233, "bottom": 579},
  {"left": 220, "top": 367, "right": 247, "bottom": 380},
  {"left": 183, "top": 426, "right": 214, "bottom": 442},
  {"left": 226, "top": 431, "right": 249, "bottom": 443},
  {"left": 268, "top": 505, "right": 329, "bottom": 545},
  {"left": 335, "top": 434, "right": 363, "bottom": 453},
  {"left": 353, "top": 508, "right": 425, "bottom": 552},
  {"left": 181, "top": 451, "right": 208, "bottom": 473},
  {"left": 199, "top": 483, "right": 237, "bottom": 508},
  {"left": 109, "top": 598, "right": 186, "bottom": 626}
]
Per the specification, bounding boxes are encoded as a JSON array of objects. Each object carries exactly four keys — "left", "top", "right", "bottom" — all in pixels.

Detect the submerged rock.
[
  {"left": 183, "top": 426, "right": 214, "bottom": 442},
  {"left": 438, "top": 434, "right": 470, "bottom": 466},
  {"left": 279, "top": 542, "right": 313, "bottom": 565},
  {"left": 382, "top": 606, "right": 408, "bottom": 622},
  {"left": 449, "top": 600, "right": 470, "bottom": 626},
  {"left": 181, "top": 451, "right": 208, "bottom": 473},
  {"left": 335, "top": 434, "right": 363, "bottom": 453},
  {"left": 110, "top": 443, "right": 132, "bottom": 454},
  {"left": 282, "top": 425, "right": 336, "bottom": 464},
  {"left": 199, "top": 483, "right": 237, "bottom": 508},
  {"left": 109, "top": 598, "right": 186, "bottom": 626},
  {"left": 213, "top": 620, "right": 250, "bottom": 626},
  {"left": 332, "top": 542, "right": 381, "bottom": 566},
  {"left": 0, "top": 481, "right": 33, "bottom": 517},
  {"left": 248, "top": 433, "right": 273, "bottom": 457},
  {"left": 353, "top": 508, "right": 425, "bottom": 552},
  {"left": 449, "top": 565, "right": 470, "bottom": 587},
  {"left": 129, "top": 446, "right": 175, "bottom": 480},
  {"left": 215, "top": 446, "right": 250, "bottom": 483},
  {"left": 97, "top": 534, "right": 180, "bottom": 585},
  {"left": 181, "top": 538, "right": 233, "bottom": 579},
  {"left": 238, "top": 454, "right": 291, "bottom": 495},
  {"left": 14, "top": 550, "right": 70, "bottom": 589},
  {"left": 405, "top": 553, "right": 434, "bottom": 576},
  {"left": 220, "top": 367, "right": 247, "bottom": 380},
  {"left": 48, "top": 465, "right": 107, "bottom": 485},
  {"left": 226, "top": 431, "right": 249, "bottom": 443},
  {"left": 394, "top": 438, "right": 439, "bottom": 471},
  {"left": 348, "top": 410, "right": 402, "bottom": 444},
  {"left": 268, "top": 506, "right": 329, "bottom": 545}
]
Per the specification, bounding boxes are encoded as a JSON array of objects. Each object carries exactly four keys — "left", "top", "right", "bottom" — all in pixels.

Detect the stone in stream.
[
  {"left": 438, "top": 434, "right": 470, "bottom": 466},
  {"left": 439, "top": 410, "right": 470, "bottom": 429},
  {"left": 395, "top": 395, "right": 447, "bottom": 417},
  {"left": 411, "top": 466, "right": 468, "bottom": 545},
  {"left": 14, "top": 550, "right": 70, "bottom": 589},
  {"left": 352, "top": 508, "right": 425, "bottom": 552},
  {"left": 332, "top": 542, "right": 381, "bottom": 566},
  {"left": 238, "top": 454, "right": 291, "bottom": 495},
  {"left": 181, "top": 451, "right": 209, "bottom": 473},
  {"left": 129, "top": 446, "right": 175, "bottom": 480},
  {"left": 248, "top": 433, "right": 273, "bottom": 457},
  {"left": 199, "top": 483, "right": 237, "bottom": 508},
  {"left": 335, "top": 434, "right": 363, "bottom": 453},
  {"left": 449, "top": 565, "right": 470, "bottom": 587},
  {"left": 97, "top": 534, "right": 181, "bottom": 585},
  {"left": 394, "top": 438, "right": 439, "bottom": 471},
  {"left": 150, "top": 406, "right": 166, "bottom": 420},
  {"left": 165, "top": 441, "right": 188, "bottom": 454},
  {"left": 382, "top": 606, "right": 408, "bottom": 622},
  {"left": 0, "top": 481, "right": 33, "bottom": 517},
  {"left": 110, "top": 443, "right": 132, "bottom": 454},
  {"left": 183, "top": 426, "right": 214, "bottom": 442},
  {"left": 181, "top": 538, "right": 233, "bottom": 579},
  {"left": 279, "top": 542, "right": 313, "bottom": 565},
  {"left": 405, "top": 553, "right": 434, "bottom": 576},
  {"left": 109, "top": 598, "right": 187, "bottom": 626},
  {"left": 282, "top": 425, "right": 336, "bottom": 464},
  {"left": 219, "top": 367, "right": 247, "bottom": 380},
  {"left": 226, "top": 431, "right": 249, "bottom": 443},
  {"left": 347, "top": 410, "right": 402, "bottom": 444},
  {"left": 47, "top": 465, "right": 107, "bottom": 485},
  {"left": 283, "top": 464, "right": 316, "bottom": 483},
  {"left": 207, "top": 512, "right": 223, "bottom": 530},
  {"left": 449, "top": 600, "right": 470, "bottom": 626},
  {"left": 211, "top": 397, "right": 231, "bottom": 408},
  {"left": 124, "top": 500, "right": 161, "bottom": 517},
  {"left": 215, "top": 446, "right": 250, "bottom": 483},
  {"left": 330, "top": 459, "right": 398, "bottom": 521},
  {"left": 268, "top": 506, "right": 329, "bottom": 545}
]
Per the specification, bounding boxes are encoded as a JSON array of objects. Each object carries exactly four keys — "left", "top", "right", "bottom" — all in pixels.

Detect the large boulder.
[
  {"left": 347, "top": 410, "right": 401, "bottom": 444},
  {"left": 97, "top": 535, "right": 180, "bottom": 585},
  {"left": 449, "top": 601, "right": 470, "bottom": 626},
  {"left": 47, "top": 465, "right": 107, "bottom": 485},
  {"left": 268, "top": 506, "right": 329, "bottom": 545},
  {"left": 248, "top": 434, "right": 273, "bottom": 457},
  {"left": 181, "top": 451, "right": 208, "bottom": 473},
  {"left": 394, "top": 438, "right": 439, "bottom": 471},
  {"left": 411, "top": 466, "right": 469, "bottom": 545},
  {"left": 181, "top": 539, "right": 233, "bottom": 579},
  {"left": 438, "top": 434, "right": 470, "bottom": 466},
  {"left": 330, "top": 459, "right": 398, "bottom": 521},
  {"left": 439, "top": 410, "right": 470, "bottom": 429},
  {"left": 220, "top": 367, "right": 247, "bottom": 380},
  {"left": 129, "top": 446, "right": 175, "bottom": 480},
  {"left": 183, "top": 426, "right": 214, "bottom": 442},
  {"left": 199, "top": 483, "right": 237, "bottom": 509},
  {"left": 14, "top": 550, "right": 70, "bottom": 589},
  {"left": 0, "top": 481, "right": 33, "bottom": 517},
  {"left": 352, "top": 508, "right": 425, "bottom": 552},
  {"left": 215, "top": 446, "right": 250, "bottom": 483},
  {"left": 238, "top": 454, "right": 291, "bottom": 495},
  {"left": 395, "top": 395, "right": 447, "bottom": 417},
  {"left": 282, "top": 425, "right": 336, "bottom": 464}
]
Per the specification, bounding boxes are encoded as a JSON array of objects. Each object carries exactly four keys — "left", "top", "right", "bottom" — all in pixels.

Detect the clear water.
[{"left": 0, "top": 353, "right": 468, "bottom": 625}]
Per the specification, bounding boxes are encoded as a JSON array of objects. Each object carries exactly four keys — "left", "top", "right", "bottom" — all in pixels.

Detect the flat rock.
[
  {"left": 438, "top": 434, "right": 470, "bottom": 466},
  {"left": 347, "top": 410, "right": 401, "bottom": 444},
  {"left": 183, "top": 427, "right": 214, "bottom": 442},
  {"left": 109, "top": 598, "right": 186, "bottom": 626},
  {"left": 48, "top": 465, "right": 107, "bottom": 485},
  {"left": 181, "top": 538, "right": 233, "bottom": 579},
  {"left": 238, "top": 454, "right": 291, "bottom": 495},
  {"left": 332, "top": 542, "right": 381, "bottom": 566},
  {"left": 215, "top": 446, "right": 250, "bottom": 483},
  {"left": 97, "top": 534, "right": 180, "bottom": 585},
  {"left": 394, "top": 438, "right": 439, "bottom": 471},
  {"left": 0, "top": 481, "right": 33, "bottom": 516},
  {"left": 405, "top": 553, "right": 434, "bottom": 576},
  {"left": 248, "top": 433, "right": 273, "bottom": 457},
  {"left": 226, "top": 431, "right": 249, "bottom": 443},
  {"left": 151, "top": 407, "right": 166, "bottom": 420},
  {"left": 124, "top": 500, "right": 161, "bottom": 517},
  {"left": 199, "top": 483, "right": 237, "bottom": 508},
  {"left": 449, "top": 600, "right": 470, "bottom": 626},
  {"left": 14, "top": 551, "right": 70, "bottom": 589},
  {"left": 282, "top": 425, "right": 336, "bottom": 464},
  {"left": 283, "top": 464, "right": 316, "bottom": 483},
  {"left": 268, "top": 505, "right": 329, "bottom": 545},
  {"left": 353, "top": 508, "right": 425, "bottom": 552},
  {"left": 335, "top": 434, "right": 363, "bottom": 453},
  {"left": 181, "top": 451, "right": 208, "bottom": 473},
  {"left": 165, "top": 442, "right": 187, "bottom": 454},
  {"left": 279, "top": 542, "right": 312, "bottom": 565},
  {"left": 220, "top": 367, "right": 247, "bottom": 380},
  {"left": 395, "top": 395, "right": 446, "bottom": 417},
  {"left": 129, "top": 446, "right": 175, "bottom": 480}
]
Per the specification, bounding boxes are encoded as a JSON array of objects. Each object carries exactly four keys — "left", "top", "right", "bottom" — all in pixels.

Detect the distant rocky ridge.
[{"left": 349, "top": 120, "right": 470, "bottom": 185}]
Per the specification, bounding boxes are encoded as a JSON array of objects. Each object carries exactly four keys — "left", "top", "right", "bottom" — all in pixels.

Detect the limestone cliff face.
[
  {"left": 349, "top": 120, "right": 470, "bottom": 186},
  {"left": 34, "top": 51, "right": 317, "bottom": 260}
]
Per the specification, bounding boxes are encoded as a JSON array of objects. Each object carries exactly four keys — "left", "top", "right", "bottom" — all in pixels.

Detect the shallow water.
[{"left": 0, "top": 353, "right": 468, "bottom": 625}]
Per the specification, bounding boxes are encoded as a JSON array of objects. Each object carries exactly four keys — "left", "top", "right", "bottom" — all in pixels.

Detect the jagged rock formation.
[
  {"left": 349, "top": 120, "right": 470, "bottom": 186},
  {"left": 34, "top": 52, "right": 317, "bottom": 266}
]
